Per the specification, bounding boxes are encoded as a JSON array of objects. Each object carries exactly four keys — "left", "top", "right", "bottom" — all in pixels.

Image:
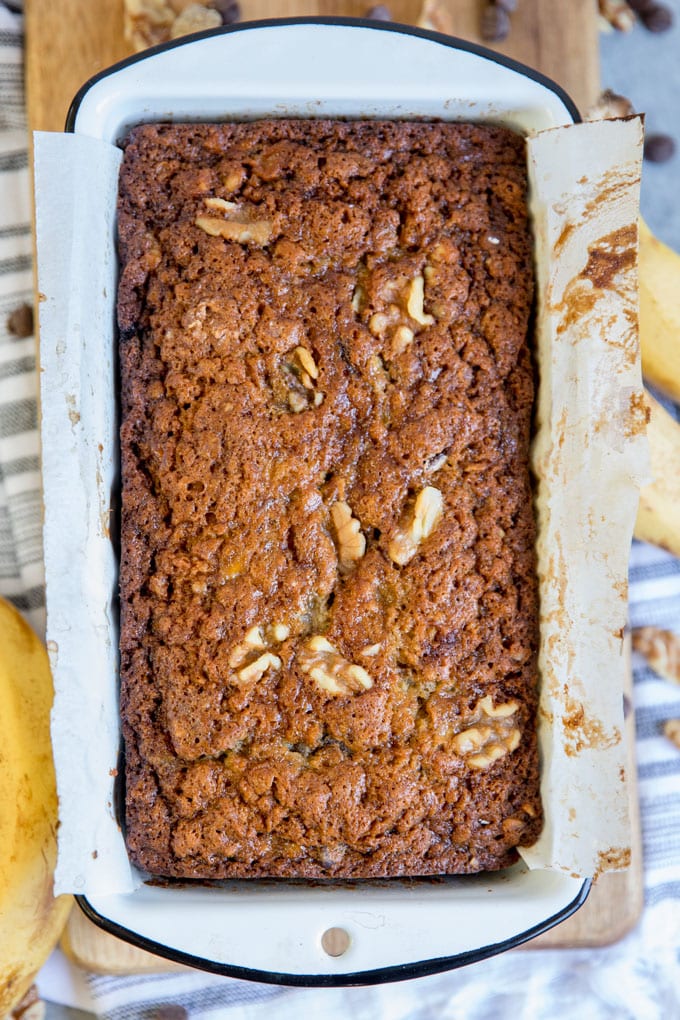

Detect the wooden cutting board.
[{"left": 26, "top": 0, "right": 640, "bottom": 977}]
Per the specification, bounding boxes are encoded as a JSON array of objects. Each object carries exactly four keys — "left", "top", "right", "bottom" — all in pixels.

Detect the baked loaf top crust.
[{"left": 117, "top": 120, "right": 541, "bottom": 879}]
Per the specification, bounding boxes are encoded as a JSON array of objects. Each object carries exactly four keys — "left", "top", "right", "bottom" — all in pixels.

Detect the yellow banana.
[
  {"left": 635, "top": 391, "right": 680, "bottom": 557},
  {"left": 639, "top": 218, "right": 680, "bottom": 404},
  {"left": 0, "top": 597, "right": 71, "bottom": 1015}
]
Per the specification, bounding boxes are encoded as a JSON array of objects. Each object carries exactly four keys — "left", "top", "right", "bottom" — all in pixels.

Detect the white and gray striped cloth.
[{"left": 2, "top": 4, "right": 679, "bottom": 1017}]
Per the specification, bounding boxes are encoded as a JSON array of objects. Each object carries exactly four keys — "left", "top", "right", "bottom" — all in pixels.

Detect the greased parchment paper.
[
  {"left": 521, "top": 117, "right": 647, "bottom": 876},
  {"left": 34, "top": 119, "right": 646, "bottom": 898}
]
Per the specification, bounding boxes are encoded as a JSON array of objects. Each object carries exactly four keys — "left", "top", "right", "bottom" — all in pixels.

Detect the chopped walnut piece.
[
  {"left": 477, "top": 695, "right": 520, "bottom": 719},
  {"left": 269, "top": 623, "right": 290, "bottom": 643},
  {"left": 170, "top": 2, "right": 222, "bottom": 37},
  {"left": 361, "top": 643, "right": 381, "bottom": 657},
  {"left": 468, "top": 744, "right": 512, "bottom": 769},
  {"left": 406, "top": 274, "right": 435, "bottom": 326},
  {"left": 392, "top": 325, "right": 414, "bottom": 356},
  {"left": 295, "top": 346, "right": 319, "bottom": 380},
  {"left": 450, "top": 726, "right": 492, "bottom": 754},
  {"left": 586, "top": 89, "right": 636, "bottom": 121},
  {"left": 632, "top": 626, "right": 680, "bottom": 685},
  {"left": 237, "top": 651, "right": 282, "bottom": 684},
  {"left": 285, "top": 346, "right": 322, "bottom": 410},
  {"left": 223, "top": 171, "right": 243, "bottom": 194},
  {"left": 330, "top": 500, "right": 366, "bottom": 568},
  {"left": 351, "top": 285, "right": 365, "bottom": 312},
  {"left": 299, "top": 636, "right": 373, "bottom": 695},
  {"left": 308, "top": 635, "right": 334, "bottom": 653},
  {"left": 449, "top": 695, "right": 521, "bottom": 770},
  {"left": 195, "top": 215, "right": 273, "bottom": 246},
  {"left": 427, "top": 452, "right": 447, "bottom": 473},
  {"left": 124, "top": 0, "right": 176, "bottom": 50},
  {"left": 228, "top": 625, "right": 266, "bottom": 667},
  {"left": 368, "top": 311, "right": 390, "bottom": 336},
  {"left": 366, "top": 353, "right": 389, "bottom": 395},
  {"left": 388, "top": 486, "right": 443, "bottom": 566},
  {"left": 204, "top": 196, "right": 239, "bottom": 213},
  {"left": 288, "top": 391, "right": 307, "bottom": 413}
]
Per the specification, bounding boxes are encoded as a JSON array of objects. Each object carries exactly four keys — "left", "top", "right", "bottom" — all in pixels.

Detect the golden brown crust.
[{"left": 118, "top": 120, "right": 541, "bottom": 879}]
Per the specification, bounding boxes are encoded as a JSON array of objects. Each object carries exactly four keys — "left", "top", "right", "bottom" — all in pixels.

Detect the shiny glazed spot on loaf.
[{"left": 117, "top": 120, "right": 542, "bottom": 879}]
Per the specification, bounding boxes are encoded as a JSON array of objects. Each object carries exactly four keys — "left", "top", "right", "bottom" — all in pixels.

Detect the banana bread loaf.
[{"left": 117, "top": 119, "right": 542, "bottom": 879}]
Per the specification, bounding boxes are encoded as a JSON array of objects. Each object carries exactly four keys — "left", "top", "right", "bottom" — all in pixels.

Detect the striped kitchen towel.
[
  {"left": 2, "top": 2, "right": 679, "bottom": 1017},
  {"left": 0, "top": 3, "right": 44, "bottom": 638}
]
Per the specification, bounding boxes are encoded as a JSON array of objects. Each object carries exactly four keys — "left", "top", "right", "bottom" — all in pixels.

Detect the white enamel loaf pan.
[{"left": 48, "top": 19, "right": 588, "bottom": 985}]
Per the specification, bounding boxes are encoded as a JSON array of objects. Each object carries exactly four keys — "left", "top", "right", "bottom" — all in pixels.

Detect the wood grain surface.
[{"left": 26, "top": 0, "right": 637, "bottom": 978}]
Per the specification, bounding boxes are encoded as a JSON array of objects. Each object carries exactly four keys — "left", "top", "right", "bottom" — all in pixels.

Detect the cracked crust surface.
[{"left": 117, "top": 120, "right": 542, "bottom": 879}]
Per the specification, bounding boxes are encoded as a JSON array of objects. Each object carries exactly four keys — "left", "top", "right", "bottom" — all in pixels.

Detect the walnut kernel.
[
  {"left": 478, "top": 695, "right": 520, "bottom": 719},
  {"left": 449, "top": 695, "right": 521, "bottom": 769},
  {"left": 369, "top": 311, "right": 390, "bottom": 336},
  {"left": 330, "top": 501, "right": 366, "bottom": 567},
  {"left": 406, "top": 275, "right": 435, "bottom": 326},
  {"left": 388, "top": 486, "right": 443, "bottom": 566},
  {"left": 450, "top": 726, "right": 492, "bottom": 754},
  {"left": 632, "top": 626, "right": 680, "bottom": 685},
  {"left": 288, "top": 391, "right": 307, "bottom": 413},
  {"left": 195, "top": 216, "right": 273, "bottom": 246},
  {"left": 299, "top": 636, "right": 373, "bottom": 695},
  {"left": 204, "top": 196, "right": 239, "bottom": 212},
  {"left": 169, "top": 3, "right": 222, "bottom": 37},
  {"left": 295, "top": 346, "right": 319, "bottom": 380},
  {"left": 237, "top": 651, "right": 282, "bottom": 684},
  {"left": 392, "top": 325, "right": 414, "bottom": 356},
  {"left": 361, "top": 643, "right": 381, "bottom": 657},
  {"left": 228, "top": 625, "right": 266, "bottom": 667}
]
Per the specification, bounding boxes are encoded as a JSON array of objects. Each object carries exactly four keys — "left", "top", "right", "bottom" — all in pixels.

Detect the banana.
[
  {"left": 638, "top": 218, "right": 680, "bottom": 404},
  {"left": 634, "top": 391, "right": 680, "bottom": 557},
  {"left": 0, "top": 597, "right": 71, "bottom": 1016}
]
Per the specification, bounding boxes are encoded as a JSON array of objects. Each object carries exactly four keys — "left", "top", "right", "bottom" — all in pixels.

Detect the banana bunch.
[
  {"left": 635, "top": 221, "right": 680, "bottom": 558},
  {"left": 0, "top": 597, "right": 71, "bottom": 1016},
  {"left": 639, "top": 219, "right": 680, "bottom": 405}
]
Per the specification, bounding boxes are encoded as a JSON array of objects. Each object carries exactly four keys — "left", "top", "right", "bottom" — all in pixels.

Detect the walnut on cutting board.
[{"left": 124, "top": 0, "right": 239, "bottom": 52}]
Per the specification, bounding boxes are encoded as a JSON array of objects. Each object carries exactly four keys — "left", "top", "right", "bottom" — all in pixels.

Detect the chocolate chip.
[
  {"left": 496, "top": 0, "right": 518, "bottom": 12},
  {"left": 212, "top": 0, "right": 241, "bottom": 24},
  {"left": 365, "top": 4, "right": 392, "bottom": 19},
  {"left": 6, "top": 302, "right": 33, "bottom": 338},
  {"left": 644, "top": 132, "right": 676, "bottom": 162},
  {"left": 628, "top": 0, "right": 655, "bottom": 11},
  {"left": 480, "top": 3, "right": 511, "bottom": 41},
  {"left": 640, "top": 2, "right": 674, "bottom": 31},
  {"left": 150, "top": 1007, "right": 188, "bottom": 1020}
]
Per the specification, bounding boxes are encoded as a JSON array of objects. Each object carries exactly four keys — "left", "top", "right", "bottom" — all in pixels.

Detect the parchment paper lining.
[{"left": 34, "top": 117, "right": 646, "bottom": 897}]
